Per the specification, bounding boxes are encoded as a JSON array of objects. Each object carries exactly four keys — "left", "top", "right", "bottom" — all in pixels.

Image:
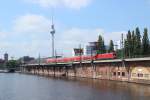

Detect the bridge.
[{"left": 20, "top": 57, "right": 150, "bottom": 84}]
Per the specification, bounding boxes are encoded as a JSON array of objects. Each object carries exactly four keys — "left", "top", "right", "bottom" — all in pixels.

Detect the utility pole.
[
  {"left": 90, "top": 43, "right": 94, "bottom": 68},
  {"left": 121, "top": 33, "right": 124, "bottom": 60},
  {"left": 121, "top": 33, "right": 126, "bottom": 68},
  {"left": 90, "top": 42, "right": 96, "bottom": 78},
  {"left": 55, "top": 50, "right": 57, "bottom": 64},
  {"left": 79, "top": 44, "right": 82, "bottom": 68},
  {"left": 114, "top": 44, "right": 118, "bottom": 51},
  {"left": 38, "top": 53, "right": 41, "bottom": 65}
]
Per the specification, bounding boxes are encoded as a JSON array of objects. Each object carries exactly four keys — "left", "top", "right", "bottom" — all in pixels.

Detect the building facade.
[{"left": 4, "top": 53, "right": 8, "bottom": 63}]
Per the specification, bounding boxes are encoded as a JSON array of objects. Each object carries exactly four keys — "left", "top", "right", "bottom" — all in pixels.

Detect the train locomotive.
[{"left": 46, "top": 52, "right": 116, "bottom": 64}]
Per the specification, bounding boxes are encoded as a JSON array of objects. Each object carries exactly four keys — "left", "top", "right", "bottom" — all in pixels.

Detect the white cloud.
[
  {"left": 63, "top": 0, "right": 92, "bottom": 9},
  {"left": 24, "top": 0, "right": 92, "bottom": 9},
  {"left": 0, "top": 39, "right": 51, "bottom": 59},
  {"left": 0, "top": 31, "right": 9, "bottom": 39},
  {"left": 0, "top": 14, "right": 125, "bottom": 58},
  {"left": 56, "top": 28, "right": 125, "bottom": 56},
  {"left": 13, "top": 14, "right": 50, "bottom": 33},
  {"left": 103, "top": 31, "right": 126, "bottom": 44},
  {"left": 24, "top": 0, "right": 60, "bottom": 8},
  {"left": 56, "top": 28, "right": 103, "bottom": 56}
]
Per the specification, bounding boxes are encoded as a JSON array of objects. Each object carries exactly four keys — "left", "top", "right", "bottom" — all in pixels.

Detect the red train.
[{"left": 46, "top": 52, "right": 116, "bottom": 64}]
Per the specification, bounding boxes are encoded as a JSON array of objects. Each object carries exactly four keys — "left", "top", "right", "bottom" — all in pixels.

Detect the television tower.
[{"left": 50, "top": 12, "right": 55, "bottom": 57}]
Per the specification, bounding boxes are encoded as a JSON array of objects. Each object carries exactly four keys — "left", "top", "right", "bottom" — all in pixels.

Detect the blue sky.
[{"left": 0, "top": 0, "right": 150, "bottom": 59}]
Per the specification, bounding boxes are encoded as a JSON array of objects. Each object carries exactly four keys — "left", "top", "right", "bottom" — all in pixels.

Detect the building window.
[
  {"left": 122, "top": 72, "right": 125, "bottom": 77},
  {"left": 132, "top": 73, "right": 136, "bottom": 77},
  {"left": 98, "top": 72, "right": 102, "bottom": 75},
  {"left": 144, "top": 74, "right": 149, "bottom": 78},
  {"left": 138, "top": 73, "right": 143, "bottom": 77},
  {"left": 118, "top": 72, "right": 120, "bottom": 76},
  {"left": 113, "top": 72, "right": 116, "bottom": 76}
]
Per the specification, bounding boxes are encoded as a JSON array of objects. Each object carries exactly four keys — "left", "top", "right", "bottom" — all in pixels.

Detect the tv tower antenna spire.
[{"left": 50, "top": 9, "right": 55, "bottom": 57}]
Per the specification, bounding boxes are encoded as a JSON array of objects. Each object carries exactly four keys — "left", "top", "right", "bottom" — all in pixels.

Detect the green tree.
[
  {"left": 97, "top": 35, "right": 106, "bottom": 54},
  {"left": 116, "top": 49, "right": 122, "bottom": 59},
  {"left": 142, "top": 28, "right": 150, "bottom": 56},
  {"left": 134, "top": 27, "right": 142, "bottom": 57},
  {"left": 102, "top": 39, "right": 106, "bottom": 53},
  {"left": 125, "top": 30, "right": 132, "bottom": 58},
  {"left": 131, "top": 30, "right": 136, "bottom": 57},
  {"left": 108, "top": 40, "right": 114, "bottom": 53},
  {"left": 6, "top": 60, "right": 19, "bottom": 68},
  {"left": 124, "top": 39, "right": 128, "bottom": 57}
]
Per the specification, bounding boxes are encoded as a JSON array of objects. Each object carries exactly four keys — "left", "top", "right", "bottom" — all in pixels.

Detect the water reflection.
[{"left": 0, "top": 73, "right": 149, "bottom": 100}]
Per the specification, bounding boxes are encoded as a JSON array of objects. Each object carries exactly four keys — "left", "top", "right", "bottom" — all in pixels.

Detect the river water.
[{"left": 0, "top": 73, "right": 149, "bottom": 100}]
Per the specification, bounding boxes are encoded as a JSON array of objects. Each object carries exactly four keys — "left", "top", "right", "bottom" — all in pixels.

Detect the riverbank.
[
  {"left": 20, "top": 71, "right": 150, "bottom": 86},
  {"left": 0, "top": 70, "right": 9, "bottom": 73}
]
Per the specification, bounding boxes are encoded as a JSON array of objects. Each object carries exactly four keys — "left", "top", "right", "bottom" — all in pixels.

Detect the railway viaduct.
[{"left": 20, "top": 57, "right": 150, "bottom": 84}]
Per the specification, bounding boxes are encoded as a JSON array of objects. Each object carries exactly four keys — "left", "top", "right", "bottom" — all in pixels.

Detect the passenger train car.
[{"left": 46, "top": 52, "right": 116, "bottom": 64}]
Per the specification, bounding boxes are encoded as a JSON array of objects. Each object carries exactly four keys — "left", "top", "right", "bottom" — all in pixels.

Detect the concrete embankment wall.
[{"left": 21, "top": 59, "right": 150, "bottom": 85}]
